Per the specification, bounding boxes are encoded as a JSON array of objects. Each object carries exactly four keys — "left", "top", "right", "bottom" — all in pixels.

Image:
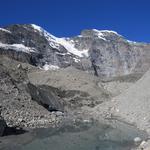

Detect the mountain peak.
[
  {"left": 80, "top": 29, "right": 122, "bottom": 41},
  {"left": 92, "top": 29, "right": 119, "bottom": 35},
  {"left": 30, "top": 24, "right": 43, "bottom": 32}
]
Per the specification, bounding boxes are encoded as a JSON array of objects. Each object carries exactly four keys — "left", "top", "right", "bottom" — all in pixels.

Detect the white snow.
[
  {"left": 92, "top": 29, "right": 106, "bottom": 40},
  {"left": 77, "top": 35, "right": 83, "bottom": 38},
  {"left": 92, "top": 29, "right": 120, "bottom": 40},
  {"left": 31, "top": 24, "right": 60, "bottom": 49},
  {"left": 73, "top": 57, "right": 80, "bottom": 63},
  {"left": 0, "top": 28, "right": 11, "bottom": 34},
  {"left": 49, "top": 42, "right": 59, "bottom": 49},
  {"left": 43, "top": 63, "right": 59, "bottom": 71},
  {"left": 0, "top": 42, "right": 35, "bottom": 53},
  {"left": 31, "top": 24, "right": 89, "bottom": 57},
  {"left": 81, "top": 49, "right": 89, "bottom": 57},
  {"left": 93, "top": 29, "right": 118, "bottom": 35},
  {"left": 97, "top": 36, "right": 107, "bottom": 41},
  {"left": 56, "top": 38, "right": 89, "bottom": 57},
  {"left": 101, "top": 30, "right": 119, "bottom": 34},
  {"left": 31, "top": 24, "right": 57, "bottom": 41},
  {"left": 134, "top": 137, "right": 142, "bottom": 143},
  {"left": 55, "top": 52, "right": 67, "bottom": 56},
  {"left": 127, "top": 40, "right": 137, "bottom": 44},
  {"left": 31, "top": 24, "right": 43, "bottom": 33}
]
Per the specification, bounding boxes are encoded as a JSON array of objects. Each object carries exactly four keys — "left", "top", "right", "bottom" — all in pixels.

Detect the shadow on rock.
[{"left": 2, "top": 126, "right": 27, "bottom": 136}]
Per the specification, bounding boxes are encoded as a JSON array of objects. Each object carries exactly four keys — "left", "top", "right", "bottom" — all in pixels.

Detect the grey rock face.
[
  {"left": 71, "top": 29, "right": 150, "bottom": 78},
  {"left": 0, "top": 24, "right": 82, "bottom": 69},
  {"left": 27, "top": 83, "right": 64, "bottom": 112},
  {"left": 0, "top": 24, "right": 150, "bottom": 79}
]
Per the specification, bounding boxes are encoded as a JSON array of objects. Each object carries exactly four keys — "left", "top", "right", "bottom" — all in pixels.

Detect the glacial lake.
[{"left": 0, "top": 119, "right": 147, "bottom": 150}]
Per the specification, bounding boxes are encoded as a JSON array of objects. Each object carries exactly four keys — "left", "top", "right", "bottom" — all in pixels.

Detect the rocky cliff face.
[
  {"left": 71, "top": 29, "right": 150, "bottom": 77},
  {"left": 0, "top": 24, "right": 150, "bottom": 78}
]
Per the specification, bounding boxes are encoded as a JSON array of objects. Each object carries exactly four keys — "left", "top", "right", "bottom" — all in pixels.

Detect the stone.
[
  {"left": 27, "top": 83, "right": 64, "bottom": 112},
  {"left": 134, "top": 137, "right": 142, "bottom": 143},
  {"left": 0, "top": 116, "right": 7, "bottom": 136}
]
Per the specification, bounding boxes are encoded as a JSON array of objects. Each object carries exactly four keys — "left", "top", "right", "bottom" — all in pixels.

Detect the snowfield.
[
  {"left": 31, "top": 24, "right": 89, "bottom": 57},
  {"left": 0, "top": 43, "right": 35, "bottom": 53}
]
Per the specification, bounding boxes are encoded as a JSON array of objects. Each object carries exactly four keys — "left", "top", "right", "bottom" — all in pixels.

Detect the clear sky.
[{"left": 0, "top": 0, "right": 150, "bottom": 42}]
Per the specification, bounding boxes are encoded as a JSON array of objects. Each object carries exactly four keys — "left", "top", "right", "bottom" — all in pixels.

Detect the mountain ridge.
[
  {"left": 2, "top": 23, "right": 149, "bottom": 44},
  {"left": 0, "top": 24, "right": 150, "bottom": 78}
]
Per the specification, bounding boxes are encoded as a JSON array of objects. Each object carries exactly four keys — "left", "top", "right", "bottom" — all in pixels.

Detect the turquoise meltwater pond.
[{"left": 7, "top": 119, "right": 146, "bottom": 150}]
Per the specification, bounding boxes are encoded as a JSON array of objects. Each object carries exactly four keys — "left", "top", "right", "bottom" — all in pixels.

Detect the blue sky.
[{"left": 0, "top": 0, "right": 150, "bottom": 42}]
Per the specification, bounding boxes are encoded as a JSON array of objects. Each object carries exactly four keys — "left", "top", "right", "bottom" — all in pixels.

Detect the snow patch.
[
  {"left": 101, "top": 30, "right": 119, "bottom": 34},
  {"left": 31, "top": 24, "right": 43, "bottom": 33},
  {"left": 93, "top": 29, "right": 118, "bottom": 35},
  {"left": 55, "top": 52, "right": 67, "bottom": 56},
  {"left": 0, "top": 43, "right": 35, "bottom": 53},
  {"left": 92, "top": 29, "right": 107, "bottom": 41},
  {"left": 77, "top": 35, "right": 83, "bottom": 38},
  {"left": 92, "top": 29, "right": 120, "bottom": 40},
  {"left": 56, "top": 38, "right": 89, "bottom": 57},
  {"left": 0, "top": 28, "right": 11, "bottom": 34},
  {"left": 127, "top": 40, "right": 137, "bottom": 44},
  {"left": 43, "top": 63, "right": 60, "bottom": 71},
  {"left": 49, "top": 42, "right": 59, "bottom": 49},
  {"left": 73, "top": 57, "right": 80, "bottom": 63}
]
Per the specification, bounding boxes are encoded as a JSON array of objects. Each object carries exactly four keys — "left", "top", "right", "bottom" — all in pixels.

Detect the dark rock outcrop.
[
  {"left": 27, "top": 83, "right": 64, "bottom": 112},
  {"left": 0, "top": 116, "right": 7, "bottom": 136}
]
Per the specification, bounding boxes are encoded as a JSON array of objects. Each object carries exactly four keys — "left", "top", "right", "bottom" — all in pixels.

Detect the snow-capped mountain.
[
  {"left": 31, "top": 24, "right": 89, "bottom": 57},
  {"left": 0, "top": 24, "right": 150, "bottom": 78}
]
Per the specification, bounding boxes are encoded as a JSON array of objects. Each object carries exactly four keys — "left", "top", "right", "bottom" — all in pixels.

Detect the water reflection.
[{"left": 0, "top": 119, "right": 147, "bottom": 150}]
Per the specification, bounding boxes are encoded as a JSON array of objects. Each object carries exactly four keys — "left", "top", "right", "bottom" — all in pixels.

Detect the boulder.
[
  {"left": 0, "top": 116, "right": 7, "bottom": 136},
  {"left": 27, "top": 83, "right": 64, "bottom": 112}
]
